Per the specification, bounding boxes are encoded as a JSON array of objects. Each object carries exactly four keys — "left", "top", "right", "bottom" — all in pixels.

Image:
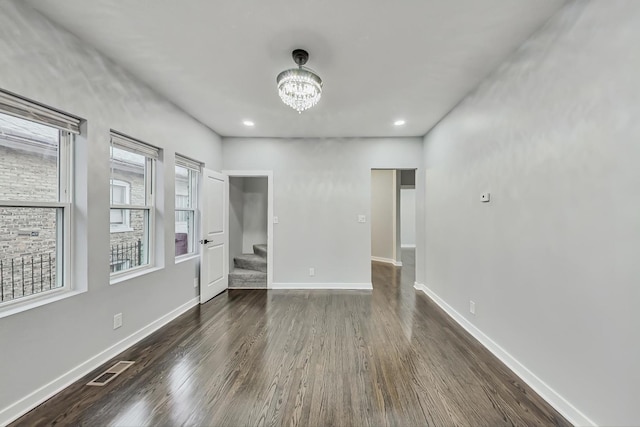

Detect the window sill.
[
  {"left": 175, "top": 254, "right": 199, "bottom": 264},
  {"left": 109, "top": 226, "right": 134, "bottom": 233},
  {"left": 0, "top": 288, "right": 85, "bottom": 319},
  {"left": 110, "top": 265, "right": 164, "bottom": 285}
]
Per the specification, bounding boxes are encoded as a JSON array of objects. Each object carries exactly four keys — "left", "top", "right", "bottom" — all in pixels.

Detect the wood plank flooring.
[{"left": 13, "top": 250, "right": 571, "bottom": 426}]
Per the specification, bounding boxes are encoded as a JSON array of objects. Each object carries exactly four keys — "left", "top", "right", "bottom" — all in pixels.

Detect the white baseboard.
[
  {"left": 271, "top": 282, "right": 373, "bottom": 290},
  {"left": 0, "top": 297, "right": 199, "bottom": 426},
  {"left": 412, "top": 283, "right": 595, "bottom": 427},
  {"left": 401, "top": 244, "right": 416, "bottom": 248},
  {"left": 371, "top": 256, "right": 402, "bottom": 267}
]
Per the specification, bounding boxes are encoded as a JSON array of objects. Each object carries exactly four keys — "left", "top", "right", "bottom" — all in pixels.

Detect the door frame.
[{"left": 222, "top": 170, "right": 274, "bottom": 288}]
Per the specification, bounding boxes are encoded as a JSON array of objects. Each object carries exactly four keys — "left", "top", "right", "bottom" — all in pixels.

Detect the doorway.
[
  {"left": 224, "top": 170, "right": 273, "bottom": 289},
  {"left": 370, "top": 169, "right": 416, "bottom": 274}
]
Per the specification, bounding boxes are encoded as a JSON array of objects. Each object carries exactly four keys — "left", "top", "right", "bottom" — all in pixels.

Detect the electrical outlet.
[
  {"left": 113, "top": 313, "right": 123, "bottom": 329},
  {"left": 357, "top": 215, "right": 366, "bottom": 223},
  {"left": 469, "top": 301, "right": 476, "bottom": 315},
  {"left": 309, "top": 267, "right": 315, "bottom": 277},
  {"left": 193, "top": 277, "right": 199, "bottom": 288}
]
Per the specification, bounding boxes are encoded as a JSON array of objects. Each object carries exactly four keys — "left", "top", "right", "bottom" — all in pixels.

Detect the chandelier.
[{"left": 276, "top": 49, "right": 323, "bottom": 113}]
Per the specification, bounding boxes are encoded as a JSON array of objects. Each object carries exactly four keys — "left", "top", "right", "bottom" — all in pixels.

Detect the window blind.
[
  {"left": 0, "top": 90, "right": 80, "bottom": 134},
  {"left": 110, "top": 131, "right": 159, "bottom": 159},
  {"left": 175, "top": 154, "right": 202, "bottom": 172}
]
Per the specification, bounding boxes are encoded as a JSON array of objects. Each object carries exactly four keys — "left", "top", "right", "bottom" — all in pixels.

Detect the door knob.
[{"left": 200, "top": 239, "right": 211, "bottom": 244}]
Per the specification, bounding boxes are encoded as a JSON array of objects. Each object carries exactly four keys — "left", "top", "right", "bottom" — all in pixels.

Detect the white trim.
[
  {"left": 0, "top": 289, "right": 85, "bottom": 319},
  {"left": 401, "top": 244, "right": 416, "bottom": 248},
  {"left": 109, "top": 226, "right": 134, "bottom": 233},
  {"left": 109, "top": 204, "right": 149, "bottom": 210},
  {"left": 271, "top": 282, "right": 373, "bottom": 290},
  {"left": 371, "top": 256, "right": 402, "bottom": 267},
  {"left": 0, "top": 201, "right": 69, "bottom": 208},
  {"left": 223, "top": 170, "right": 274, "bottom": 289},
  {"left": 413, "top": 283, "right": 596, "bottom": 427},
  {"left": 175, "top": 254, "right": 199, "bottom": 264},
  {"left": 110, "top": 265, "right": 163, "bottom": 285},
  {"left": 0, "top": 297, "right": 199, "bottom": 426}
]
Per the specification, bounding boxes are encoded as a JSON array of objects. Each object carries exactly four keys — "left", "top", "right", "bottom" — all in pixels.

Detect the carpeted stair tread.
[
  {"left": 230, "top": 267, "right": 266, "bottom": 276},
  {"left": 253, "top": 244, "right": 267, "bottom": 258},
  {"left": 229, "top": 268, "right": 266, "bottom": 288},
  {"left": 234, "top": 254, "right": 267, "bottom": 272}
]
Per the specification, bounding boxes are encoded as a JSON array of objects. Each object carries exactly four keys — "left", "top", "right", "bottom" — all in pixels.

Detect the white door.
[{"left": 200, "top": 169, "right": 228, "bottom": 304}]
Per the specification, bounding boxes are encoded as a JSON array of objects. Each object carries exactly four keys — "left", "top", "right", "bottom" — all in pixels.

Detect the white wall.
[
  {"left": 421, "top": 2, "right": 639, "bottom": 425},
  {"left": 371, "top": 170, "right": 396, "bottom": 261},
  {"left": 223, "top": 138, "right": 423, "bottom": 287},
  {"left": 241, "top": 177, "right": 268, "bottom": 253},
  {"left": 229, "top": 177, "right": 245, "bottom": 270},
  {"left": 0, "top": 1, "right": 222, "bottom": 422},
  {"left": 400, "top": 188, "right": 416, "bottom": 247}
]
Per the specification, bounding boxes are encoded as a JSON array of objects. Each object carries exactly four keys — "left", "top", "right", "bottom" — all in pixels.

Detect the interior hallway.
[{"left": 14, "top": 250, "right": 569, "bottom": 426}]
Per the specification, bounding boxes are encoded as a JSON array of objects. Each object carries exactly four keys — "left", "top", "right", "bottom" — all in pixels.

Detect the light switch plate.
[
  {"left": 357, "top": 215, "right": 366, "bottom": 223},
  {"left": 273, "top": 216, "right": 279, "bottom": 224}
]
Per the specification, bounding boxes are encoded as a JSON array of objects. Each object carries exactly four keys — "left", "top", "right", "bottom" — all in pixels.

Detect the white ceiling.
[{"left": 27, "top": 0, "right": 565, "bottom": 138}]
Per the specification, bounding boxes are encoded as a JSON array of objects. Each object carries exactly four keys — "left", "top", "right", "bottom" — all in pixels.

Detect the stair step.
[
  {"left": 253, "top": 244, "right": 267, "bottom": 258},
  {"left": 234, "top": 254, "right": 267, "bottom": 272},
  {"left": 229, "top": 268, "right": 266, "bottom": 289}
]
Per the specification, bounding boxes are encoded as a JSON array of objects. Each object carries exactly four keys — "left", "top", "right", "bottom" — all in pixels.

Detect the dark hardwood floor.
[{"left": 13, "top": 250, "right": 570, "bottom": 426}]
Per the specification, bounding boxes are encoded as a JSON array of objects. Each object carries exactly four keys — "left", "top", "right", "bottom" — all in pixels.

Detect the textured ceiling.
[{"left": 27, "top": 0, "right": 565, "bottom": 137}]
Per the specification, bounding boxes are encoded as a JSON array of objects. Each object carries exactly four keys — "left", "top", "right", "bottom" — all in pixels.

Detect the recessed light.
[
  {"left": 394, "top": 119, "right": 406, "bottom": 126},
  {"left": 243, "top": 120, "right": 255, "bottom": 127}
]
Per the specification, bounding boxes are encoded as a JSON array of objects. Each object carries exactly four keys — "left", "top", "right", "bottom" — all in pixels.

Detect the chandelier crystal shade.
[{"left": 276, "top": 49, "right": 322, "bottom": 113}]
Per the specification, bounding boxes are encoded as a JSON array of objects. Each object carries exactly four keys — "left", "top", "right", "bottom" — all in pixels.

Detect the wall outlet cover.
[
  {"left": 481, "top": 192, "right": 490, "bottom": 202},
  {"left": 113, "top": 313, "right": 123, "bottom": 329}
]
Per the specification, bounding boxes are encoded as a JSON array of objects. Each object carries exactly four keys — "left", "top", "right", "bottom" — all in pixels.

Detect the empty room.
[{"left": 0, "top": 1, "right": 637, "bottom": 426}]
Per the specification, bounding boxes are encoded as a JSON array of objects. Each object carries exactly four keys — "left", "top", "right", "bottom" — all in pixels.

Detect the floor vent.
[{"left": 87, "top": 361, "right": 134, "bottom": 387}]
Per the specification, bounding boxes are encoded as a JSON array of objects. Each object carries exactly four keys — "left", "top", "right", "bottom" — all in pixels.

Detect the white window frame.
[
  {"left": 0, "top": 90, "right": 78, "bottom": 315},
  {"left": 109, "top": 179, "right": 132, "bottom": 232},
  {"left": 175, "top": 154, "right": 201, "bottom": 261},
  {"left": 109, "top": 131, "right": 158, "bottom": 280}
]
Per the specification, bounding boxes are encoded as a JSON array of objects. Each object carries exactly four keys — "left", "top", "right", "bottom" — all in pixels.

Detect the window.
[
  {"left": 175, "top": 155, "right": 200, "bottom": 258},
  {"left": 109, "top": 180, "right": 131, "bottom": 231},
  {"left": 0, "top": 90, "right": 79, "bottom": 308},
  {"left": 109, "top": 132, "right": 158, "bottom": 276}
]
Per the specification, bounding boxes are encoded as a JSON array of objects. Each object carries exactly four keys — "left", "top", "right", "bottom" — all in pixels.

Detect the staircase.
[{"left": 229, "top": 244, "right": 267, "bottom": 289}]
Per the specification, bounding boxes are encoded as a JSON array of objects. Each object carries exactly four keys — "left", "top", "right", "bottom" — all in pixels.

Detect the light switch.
[
  {"left": 480, "top": 192, "right": 490, "bottom": 203},
  {"left": 358, "top": 215, "right": 366, "bottom": 223},
  {"left": 273, "top": 216, "right": 279, "bottom": 224}
]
